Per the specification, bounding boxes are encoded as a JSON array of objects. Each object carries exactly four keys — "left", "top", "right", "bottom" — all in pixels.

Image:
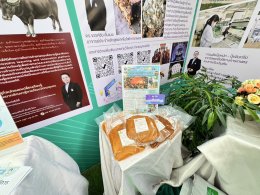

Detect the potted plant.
[{"left": 163, "top": 67, "right": 260, "bottom": 154}]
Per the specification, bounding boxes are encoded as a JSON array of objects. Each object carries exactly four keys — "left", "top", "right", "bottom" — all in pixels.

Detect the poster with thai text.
[
  {"left": 74, "top": 0, "right": 196, "bottom": 106},
  {"left": 0, "top": 0, "right": 92, "bottom": 134},
  {"left": 122, "top": 65, "right": 160, "bottom": 113},
  {"left": 186, "top": 0, "right": 260, "bottom": 81}
]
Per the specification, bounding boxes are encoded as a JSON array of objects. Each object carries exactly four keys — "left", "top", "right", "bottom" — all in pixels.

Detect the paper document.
[{"left": 0, "top": 166, "right": 32, "bottom": 195}]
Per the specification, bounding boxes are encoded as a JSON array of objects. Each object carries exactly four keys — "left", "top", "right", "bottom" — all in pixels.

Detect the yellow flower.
[
  {"left": 247, "top": 94, "right": 260, "bottom": 105},
  {"left": 253, "top": 79, "right": 260, "bottom": 89},
  {"left": 235, "top": 96, "right": 244, "bottom": 106}
]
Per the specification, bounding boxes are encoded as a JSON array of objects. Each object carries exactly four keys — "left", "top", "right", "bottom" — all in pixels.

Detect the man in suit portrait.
[
  {"left": 85, "top": 0, "right": 107, "bottom": 31},
  {"left": 61, "top": 73, "right": 83, "bottom": 110},
  {"left": 187, "top": 51, "right": 201, "bottom": 76}
]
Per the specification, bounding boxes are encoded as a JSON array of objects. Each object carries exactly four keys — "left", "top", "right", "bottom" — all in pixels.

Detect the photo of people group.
[
  {"left": 192, "top": 0, "right": 257, "bottom": 48},
  {"left": 152, "top": 43, "right": 170, "bottom": 64}
]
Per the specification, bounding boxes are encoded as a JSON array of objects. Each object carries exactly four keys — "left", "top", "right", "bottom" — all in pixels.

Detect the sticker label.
[
  {"left": 134, "top": 118, "right": 149, "bottom": 133},
  {"left": 146, "top": 94, "right": 165, "bottom": 105},
  {"left": 118, "top": 129, "right": 135, "bottom": 147},
  {"left": 207, "top": 187, "right": 218, "bottom": 195},
  {"left": 155, "top": 120, "right": 165, "bottom": 131}
]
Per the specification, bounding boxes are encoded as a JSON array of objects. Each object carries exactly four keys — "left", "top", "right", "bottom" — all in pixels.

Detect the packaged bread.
[
  {"left": 150, "top": 115, "right": 175, "bottom": 148},
  {"left": 103, "top": 112, "right": 126, "bottom": 134},
  {"left": 126, "top": 115, "right": 159, "bottom": 144},
  {"left": 108, "top": 122, "right": 144, "bottom": 161}
]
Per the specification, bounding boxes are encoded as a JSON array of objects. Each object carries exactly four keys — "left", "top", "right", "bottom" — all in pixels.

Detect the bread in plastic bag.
[
  {"left": 107, "top": 122, "right": 145, "bottom": 161},
  {"left": 126, "top": 115, "right": 159, "bottom": 145}
]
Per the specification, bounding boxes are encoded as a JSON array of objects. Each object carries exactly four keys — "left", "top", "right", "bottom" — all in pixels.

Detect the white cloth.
[
  {"left": 163, "top": 116, "right": 260, "bottom": 195},
  {"left": 0, "top": 136, "right": 89, "bottom": 195},
  {"left": 200, "top": 24, "right": 224, "bottom": 47},
  {"left": 100, "top": 127, "right": 183, "bottom": 195}
]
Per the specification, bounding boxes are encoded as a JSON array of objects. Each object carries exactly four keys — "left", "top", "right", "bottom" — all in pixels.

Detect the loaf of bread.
[
  {"left": 108, "top": 123, "right": 144, "bottom": 161},
  {"left": 126, "top": 115, "right": 159, "bottom": 144}
]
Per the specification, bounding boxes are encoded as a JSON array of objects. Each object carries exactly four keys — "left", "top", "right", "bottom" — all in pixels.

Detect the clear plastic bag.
[
  {"left": 108, "top": 122, "right": 145, "bottom": 161},
  {"left": 95, "top": 104, "right": 123, "bottom": 134},
  {"left": 157, "top": 105, "right": 194, "bottom": 130},
  {"left": 150, "top": 105, "right": 194, "bottom": 148},
  {"left": 126, "top": 114, "right": 160, "bottom": 145}
]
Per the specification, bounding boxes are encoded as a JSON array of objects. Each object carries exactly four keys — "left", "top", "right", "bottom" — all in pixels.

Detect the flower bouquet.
[{"left": 235, "top": 79, "right": 260, "bottom": 122}]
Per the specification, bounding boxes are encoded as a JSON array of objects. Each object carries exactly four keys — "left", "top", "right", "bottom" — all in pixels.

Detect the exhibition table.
[
  {"left": 0, "top": 136, "right": 89, "bottom": 195},
  {"left": 163, "top": 116, "right": 260, "bottom": 195},
  {"left": 99, "top": 127, "right": 184, "bottom": 195}
]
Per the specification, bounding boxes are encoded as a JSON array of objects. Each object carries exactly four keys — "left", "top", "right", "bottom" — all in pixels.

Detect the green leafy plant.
[{"left": 165, "top": 67, "right": 260, "bottom": 154}]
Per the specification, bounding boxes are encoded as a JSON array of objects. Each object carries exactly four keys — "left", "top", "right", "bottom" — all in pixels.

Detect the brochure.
[
  {"left": 0, "top": 96, "right": 23, "bottom": 152},
  {"left": 122, "top": 65, "right": 160, "bottom": 113},
  {"left": 0, "top": 166, "right": 32, "bottom": 194}
]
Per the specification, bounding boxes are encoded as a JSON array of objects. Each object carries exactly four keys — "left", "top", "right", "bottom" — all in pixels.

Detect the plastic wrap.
[
  {"left": 150, "top": 106, "right": 194, "bottom": 148},
  {"left": 108, "top": 122, "right": 145, "bottom": 161},
  {"left": 157, "top": 105, "right": 194, "bottom": 130},
  {"left": 126, "top": 115, "right": 160, "bottom": 145}
]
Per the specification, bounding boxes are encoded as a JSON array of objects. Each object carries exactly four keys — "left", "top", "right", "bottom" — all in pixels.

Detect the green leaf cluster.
[{"left": 164, "top": 67, "right": 260, "bottom": 153}]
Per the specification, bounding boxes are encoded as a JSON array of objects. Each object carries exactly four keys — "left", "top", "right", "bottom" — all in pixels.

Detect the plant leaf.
[
  {"left": 207, "top": 111, "right": 216, "bottom": 130},
  {"left": 203, "top": 90, "right": 213, "bottom": 108},
  {"left": 246, "top": 103, "right": 260, "bottom": 111},
  {"left": 195, "top": 105, "right": 208, "bottom": 115},
  {"left": 202, "top": 109, "right": 211, "bottom": 125},
  {"left": 215, "top": 107, "right": 226, "bottom": 127},
  {"left": 245, "top": 107, "right": 260, "bottom": 122},
  {"left": 238, "top": 106, "right": 245, "bottom": 122},
  {"left": 232, "top": 103, "right": 237, "bottom": 117},
  {"left": 184, "top": 100, "right": 197, "bottom": 111}
]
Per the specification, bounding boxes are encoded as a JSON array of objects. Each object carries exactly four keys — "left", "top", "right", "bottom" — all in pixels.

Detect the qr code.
[
  {"left": 93, "top": 55, "right": 114, "bottom": 79},
  {"left": 137, "top": 50, "right": 151, "bottom": 64},
  {"left": 117, "top": 52, "right": 134, "bottom": 74}
]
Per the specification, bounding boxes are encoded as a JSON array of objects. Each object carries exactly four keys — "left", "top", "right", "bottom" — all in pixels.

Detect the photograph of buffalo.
[
  {"left": 85, "top": 0, "right": 107, "bottom": 31},
  {"left": 0, "top": 0, "right": 62, "bottom": 37}
]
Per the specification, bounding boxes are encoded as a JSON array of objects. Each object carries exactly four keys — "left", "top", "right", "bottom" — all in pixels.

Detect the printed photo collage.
[{"left": 192, "top": 0, "right": 260, "bottom": 48}]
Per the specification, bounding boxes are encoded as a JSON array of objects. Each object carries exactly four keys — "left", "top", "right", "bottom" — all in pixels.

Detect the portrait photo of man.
[
  {"left": 61, "top": 73, "right": 83, "bottom": 110},
  {"left": 187, "top": 51, "right": 201, "bottom": 76}
]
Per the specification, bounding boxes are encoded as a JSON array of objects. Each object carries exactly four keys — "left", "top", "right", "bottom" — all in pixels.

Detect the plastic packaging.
[
  {"left": 157, "top": 105, "right": 194, "bottom": 130},
  {"left": 108, "top": 122, "right": 145, "bottom": 161},
  {"left": 150, "top": 115, "right": 175, "bottom": 148},
  {"left": 95, "top": 104, "right": 123, "bottom": 134},
  {"left": 126, "top": 115, "right": 160, "bottom": 145}
]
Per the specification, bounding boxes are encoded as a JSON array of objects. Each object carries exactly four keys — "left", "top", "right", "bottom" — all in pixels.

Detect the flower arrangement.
[{"left": 235, "top": 79, "right": 260, "bottom": 122}]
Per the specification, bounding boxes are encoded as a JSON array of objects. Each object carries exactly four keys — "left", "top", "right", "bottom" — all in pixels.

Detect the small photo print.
[
  {"left": 244, "top": 11, "right": 260, "bottom": 48},
  {"left": 167, "top": 61, "right": 183, "bottom": 80},
  {"left": 170, "top": 42, "right": 188, "bottom": 64},
  {"left": 151, "top": 43, "right": 170, "bottom": 65},
  {"left": 124, "top": 77, "right": 148, "bottom": 89},
  {"left": 142, "top": 0, "right": 166, "bottom": 38},
  {"left": 192, "top": 1, "right": 257, "bottom": 48},
  {"left": 114, "top": 0, "right": 141, "bottom": 34}
]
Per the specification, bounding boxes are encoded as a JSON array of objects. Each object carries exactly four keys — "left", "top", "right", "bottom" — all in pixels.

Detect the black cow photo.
[{"left": 0, "top": 0, "right": 62, "bottom": 37}]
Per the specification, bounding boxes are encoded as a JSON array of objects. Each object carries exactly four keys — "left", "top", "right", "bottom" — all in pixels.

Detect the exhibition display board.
[
  {"left": 0, "top": 0, "right": 92, "bottom": 134},
  {"left": 186, "top": 0, "right": 260, "bottom": 81},
  {"left": 74, "top": 0, "right": 196, "bottom": 106}
]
